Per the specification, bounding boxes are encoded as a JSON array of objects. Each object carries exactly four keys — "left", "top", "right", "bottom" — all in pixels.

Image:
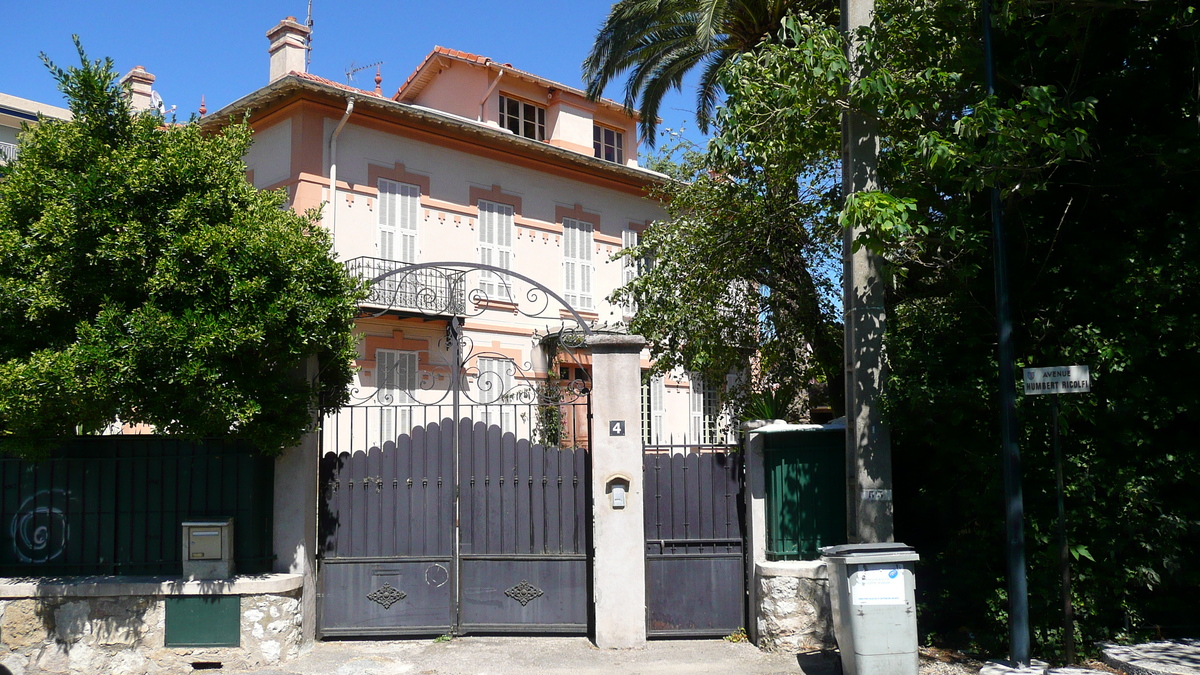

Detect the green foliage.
[
  {"left": 743, "top": 383, "right": 799, "bottom": 422},
  {"left": 582, "top": 0, "right": 817, "bottom": 144},
  {"left": 614, "top": 0, "right": 1200, "bottom": 659},
  {"left": 0, "top": 39, "right": 362, "bottom": 456}
]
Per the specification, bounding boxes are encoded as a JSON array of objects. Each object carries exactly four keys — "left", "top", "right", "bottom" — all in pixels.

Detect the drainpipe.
[
  {"left": 328, "top": 96, "right": 355, "bottom": 243},
  {"left": 479, "top": 67, "right": 504, "bottom": 122}
]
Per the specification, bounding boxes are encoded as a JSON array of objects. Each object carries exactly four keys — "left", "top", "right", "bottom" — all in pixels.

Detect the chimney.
[
  {"left": 267, "top": 16, "right": 310, "bottom": 83},
  {"left": 120, "top": 66, "right": 156, "bottom": 112}
]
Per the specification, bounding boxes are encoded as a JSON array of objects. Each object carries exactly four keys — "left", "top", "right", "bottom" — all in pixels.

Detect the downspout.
[
  {"left": 328, "top": 96, "right": 355, "bottom": 242},
  {"left": 479, "top": 66, "right": 504, "bottom": 122}
]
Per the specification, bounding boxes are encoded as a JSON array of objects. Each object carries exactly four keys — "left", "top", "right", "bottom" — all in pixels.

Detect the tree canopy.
[
  {"left": 0, "top": 41, "right": 362, "bottom": 456},
  {"left": 613, "top": 0, "right": 1200, "bottom": 657},
  {"left": 582, "top": 0, "right": 813, "bottom": 144}
]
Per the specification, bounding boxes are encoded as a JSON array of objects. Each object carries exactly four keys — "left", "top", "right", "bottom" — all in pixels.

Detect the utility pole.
[
  {"left": 982, "top": 0, "right": 1031, "bottom": 666},
  {"left": 841, "top": 0, "right": 894, "bottom": 544}
]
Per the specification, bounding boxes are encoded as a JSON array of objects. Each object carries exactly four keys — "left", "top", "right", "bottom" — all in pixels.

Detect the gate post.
[{"left": 587, "top": 334, "right": 647, "bottom": 648}]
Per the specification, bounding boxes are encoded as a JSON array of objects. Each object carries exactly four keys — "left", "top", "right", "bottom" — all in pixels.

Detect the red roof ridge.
[{"left": 290, "top": 71, "right": 383, "bottom": 98}]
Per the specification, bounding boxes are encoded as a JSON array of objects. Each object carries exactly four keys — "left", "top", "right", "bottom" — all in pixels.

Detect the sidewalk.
[{"left": 218, "top": 637, "right": 840, "bottom": 675}]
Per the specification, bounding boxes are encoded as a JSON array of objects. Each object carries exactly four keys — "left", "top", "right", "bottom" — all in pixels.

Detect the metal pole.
[
  {"left": 982, "top": 0, "right": 1030, "bottom": 666},
  {"left": 1053, "top": 394, "right": 1075, "bottom": 663},
  {"left": 450, "top": 316, "right": 463, "bottom": 635}
]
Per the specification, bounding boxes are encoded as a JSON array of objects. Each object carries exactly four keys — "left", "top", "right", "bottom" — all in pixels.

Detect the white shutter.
[
  {"left": 621, "top": 229, "right": 639, "bottom": 314},
  {"left": 398, "top": 182, "right": 419, "bottom": 263},
  {"left": 375, "top": 349, "right": 418, "bottom": 446},
  {"left": 690, "top": 374, "right": 703, "bottom": 443},
  {"left": 478, "top": 357, "right": 515, "bottom": 434},
  {"left": 652, "top": 375, "right": 666, "bottom": 444},
  {"left": 563, "top": 218, "right": 594, "bottom": 309},
  {"left": 479, "top": 200, "right": 514, "bottom": 299}
]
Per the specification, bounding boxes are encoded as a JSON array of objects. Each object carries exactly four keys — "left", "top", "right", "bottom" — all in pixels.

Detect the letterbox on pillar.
[{"left": 182, "top": 519, "right": 235, "bottom": 579}]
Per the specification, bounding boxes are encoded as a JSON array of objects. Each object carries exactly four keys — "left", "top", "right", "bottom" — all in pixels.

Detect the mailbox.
[{"left": 182, "top": 519, "right": 234, "bottom": 579}]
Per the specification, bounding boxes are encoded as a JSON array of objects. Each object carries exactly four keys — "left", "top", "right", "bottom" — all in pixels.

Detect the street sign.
[{"left": 1023, "top": 366, "right": 1090, "bottom": 395}]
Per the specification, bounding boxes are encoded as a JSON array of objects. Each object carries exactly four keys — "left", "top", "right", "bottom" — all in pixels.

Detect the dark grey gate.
[
  {"left": 643, "top": 445, "right": 746, "bottom": 637},
  {"left": 319, "top": 262, "right": 593, "bottom": 637}
]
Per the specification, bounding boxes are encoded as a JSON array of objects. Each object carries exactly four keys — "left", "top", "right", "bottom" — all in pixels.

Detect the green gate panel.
[
  {"left": 164, "top": 596, "right": 240, "bottom": 647},
  {"left": 763, "top": 428, "right": 846, "bottom": 560}
]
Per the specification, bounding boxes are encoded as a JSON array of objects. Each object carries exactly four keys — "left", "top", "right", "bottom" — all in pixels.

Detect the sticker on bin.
[{"left": 850, "top": 567, "right": 906, "bottom": 605}]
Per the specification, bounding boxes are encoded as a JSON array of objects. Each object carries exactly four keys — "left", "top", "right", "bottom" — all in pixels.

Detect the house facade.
[{"left": 203, "top": 17, "right": 719, "bottom": 452}]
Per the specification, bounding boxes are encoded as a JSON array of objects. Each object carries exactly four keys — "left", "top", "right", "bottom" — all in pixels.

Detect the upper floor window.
[
  {"left": 499, "top": 94, "right": 546, "bottom": 141},
  {"left": 478, "top": 199, "right": 514, "bottom": 298},
  {"left": 594, "top": 125, "right": 624, "bottom": 164},
  {"left": 562, "top": 218, "right": 594, "bottom": 310},
  {"left": 377, "top": 179, "right": 420, "bottom": 263}
]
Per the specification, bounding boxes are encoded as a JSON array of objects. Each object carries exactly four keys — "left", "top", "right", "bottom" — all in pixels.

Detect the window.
[
  {"left": 690, "top": 374, "right": 720, "bottom": 445},
  {"left": 375, "top": 349, "right": 418, "bottom": 446},
  {"left": 478, "top": 199, "right": 514, "bottom": 298},
  {"left": 593, "top": 125, "right": 624, "bottom": 163},
  {"left": 377, "top": 179, "right": 419, "bottom": 263},
  {"left": 562, "top": 218, "right": 594, "bottom": 310},
  {"left": 641, "top": 374, "right": 666, "bottom": 445},
  {"left": 499, "top": 95, "right": 546, "bottom": 141},
  {"left": 477, "top": 357, "right": 516, "bottom": 434},
  {"left": 621, "top": 228, "right": 639, "bottom": 315}
]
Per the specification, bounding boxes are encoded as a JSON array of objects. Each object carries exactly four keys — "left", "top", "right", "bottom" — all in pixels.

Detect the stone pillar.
[
  {"left": 273, "top": 356, "right": 319, "bottom": 643},
  {"left": 842, "top": 0, "right": 894, "bottom": 544},
  {"left": 586, "top": 334, "right": 647, "bottom": 649},
  {"left": 267, "top": 16, "right": 310, "bottom": 83},
  {"left": 119, "top": 66, "right": 155, "bottom": 113}
]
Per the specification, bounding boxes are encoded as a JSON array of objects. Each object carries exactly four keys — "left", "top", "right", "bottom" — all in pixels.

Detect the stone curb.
[{"left": 1100, "top": 641, "right": 1200, "bottom": 675}]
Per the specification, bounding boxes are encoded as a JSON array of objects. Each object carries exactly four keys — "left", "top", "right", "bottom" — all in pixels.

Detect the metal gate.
[
  {"left": 318, "top": 263, "right": 594, "bottom": 637},
  {"left": 643, "top": 444, "right": 746, "bottom": 637}
]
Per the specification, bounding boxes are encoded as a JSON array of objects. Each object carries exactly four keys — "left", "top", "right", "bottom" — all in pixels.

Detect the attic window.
[
  {"left": 499, "top": 94, "right": 545, "bottom": 141},
  {"left": 593, "top": 125, "right": 624, "bottom": 164}
]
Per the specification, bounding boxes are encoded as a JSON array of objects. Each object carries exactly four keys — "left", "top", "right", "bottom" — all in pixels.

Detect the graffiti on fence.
[{"left": 9, "top": 489, "right": 73, "bottom": 564}]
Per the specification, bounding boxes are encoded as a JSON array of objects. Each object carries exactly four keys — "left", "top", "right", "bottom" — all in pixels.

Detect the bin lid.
[{"left": 819, "top": 542, "right": 919, "bottom": 564}]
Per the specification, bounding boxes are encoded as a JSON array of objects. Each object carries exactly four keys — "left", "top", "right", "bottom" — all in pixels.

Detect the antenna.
[
  {"left": 345, "top": 60, "right": 383, "bottom": 84},
  {"left": 305, "top": 0, "right": 314, "bottom": 67}
]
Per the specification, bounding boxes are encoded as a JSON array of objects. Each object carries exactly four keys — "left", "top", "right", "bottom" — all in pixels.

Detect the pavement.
[
  {"left": 202, "top": 636, "right": 1200, "bottom": 675},
  {"left": 217, "top": 636, "right": 842, "bottom": 675}
]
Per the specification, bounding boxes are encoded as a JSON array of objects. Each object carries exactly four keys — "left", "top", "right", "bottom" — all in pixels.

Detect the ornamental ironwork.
[
  {"left": 366, "top": 582, "right": 406, "bottom": 609},
  {"left": 504, "top": 580, "right": 544, "bottom": 606}
]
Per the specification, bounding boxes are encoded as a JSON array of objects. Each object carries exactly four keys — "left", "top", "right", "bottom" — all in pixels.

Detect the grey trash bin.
[{"left": 821, "top": 543, "right": 920, "bottom": 675}]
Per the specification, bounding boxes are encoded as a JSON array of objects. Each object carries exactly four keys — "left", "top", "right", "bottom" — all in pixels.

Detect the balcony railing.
[
  {"left": 0, "top": 142, "right": 17, "bottom": 163},
  {"left": 345, "top": 256, "right": 466, "bottom": 316}
]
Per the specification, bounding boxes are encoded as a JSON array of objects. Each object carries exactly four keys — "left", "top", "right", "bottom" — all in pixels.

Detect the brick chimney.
[
  {"left": 119, "top": 66, "right": 156, "bottom": 112},
  {"left": 267, "top": 16, "right": 310, "bottom": 83}
]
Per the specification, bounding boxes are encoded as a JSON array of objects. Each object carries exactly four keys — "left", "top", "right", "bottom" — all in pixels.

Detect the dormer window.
[
  {"left": 593, "top": 125, "right": 624, "bottom": 164},
  {"left": 499, "top": 94, "right": 545, "bottom": 141}
]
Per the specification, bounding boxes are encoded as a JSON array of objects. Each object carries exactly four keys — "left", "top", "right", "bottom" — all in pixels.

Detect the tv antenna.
[
  {"left": 305, "top": 0, "right": 314, "bottom": 66},
  {"left": 148, "top": 90, "right": 175, "bottom": 117},
  {"left": 345, "top": 60, "right": 383, "bottom": 84}
]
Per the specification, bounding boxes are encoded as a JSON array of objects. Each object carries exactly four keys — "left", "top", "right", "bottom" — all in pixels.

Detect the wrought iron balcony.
[
  {"left": 345, "top": 256, "right": 467, "bottom": 316},
  {"left": 0, "top": 142, "right": 17, "bottom": 163}
]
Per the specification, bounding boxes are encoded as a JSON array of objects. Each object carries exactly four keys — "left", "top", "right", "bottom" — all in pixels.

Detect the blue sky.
[{"left": 0, "top": 0, "right": 703, "bottom": 149}]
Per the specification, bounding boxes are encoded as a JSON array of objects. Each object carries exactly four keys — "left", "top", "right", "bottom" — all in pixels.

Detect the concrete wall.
[{"left": 245, "top": 118, "right": 292, "bottom": 189}]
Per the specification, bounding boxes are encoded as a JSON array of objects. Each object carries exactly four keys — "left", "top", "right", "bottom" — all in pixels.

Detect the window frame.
[
  {"left": 593, "top": 124, "right": 625, "bottom": 164},
  {"left": 499, "top": 94, "right": 546, "bottom": 141}
]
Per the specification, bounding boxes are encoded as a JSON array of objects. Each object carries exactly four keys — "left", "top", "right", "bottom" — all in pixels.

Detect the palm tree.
[{"left": 583, "top": 0, "right": 803, "bottom": 145}]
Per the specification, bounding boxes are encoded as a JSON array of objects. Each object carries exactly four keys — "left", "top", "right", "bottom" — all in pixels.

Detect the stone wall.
[
  {"left": 755, "top": 561, "right": 835, "bottom": 653},
  {"left": 0, "top": 590, "right": 303, "bottom": 675}
]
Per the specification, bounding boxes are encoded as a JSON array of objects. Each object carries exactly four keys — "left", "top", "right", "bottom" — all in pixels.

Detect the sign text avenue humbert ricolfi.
[{"left": 1023, "top": 365, "right": 1091, "bottom": 395}]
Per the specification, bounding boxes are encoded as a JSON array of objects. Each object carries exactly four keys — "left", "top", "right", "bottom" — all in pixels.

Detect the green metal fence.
[
  {"left": 0, "top": 436, "right": 274, "bottom": 576},
  {"left": 763, "top": 428, "right": 846, "bottom": 560}
]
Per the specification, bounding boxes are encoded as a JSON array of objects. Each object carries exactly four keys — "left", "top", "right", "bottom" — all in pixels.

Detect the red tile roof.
[{"left": 290, "top": 70, "right": 384, "bottom": 98}]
